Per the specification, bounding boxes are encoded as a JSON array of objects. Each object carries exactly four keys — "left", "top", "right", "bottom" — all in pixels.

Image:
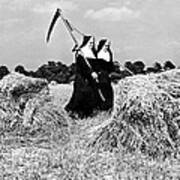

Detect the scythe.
[
  {"left": 46, "top": 8, "right": 83, "bottom": 45},
  {"left": 46, "top": 8, "right": 61, "bottom": 43},
  {"left": 46, "top": 8, "right": 106, "bottom": 102}
]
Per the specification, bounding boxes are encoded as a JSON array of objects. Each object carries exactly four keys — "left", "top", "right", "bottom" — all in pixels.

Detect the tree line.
[{"left": 0, "top": 60, "right": 177, "bottom": 82}]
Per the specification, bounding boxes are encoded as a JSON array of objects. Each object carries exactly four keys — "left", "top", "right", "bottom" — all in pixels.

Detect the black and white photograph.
[{"left": 1, "top": 0, "right": 180, "bottom": 179}]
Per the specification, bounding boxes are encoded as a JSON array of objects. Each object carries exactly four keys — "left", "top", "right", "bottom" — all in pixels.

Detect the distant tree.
[
  {"left": 0, "top": 66, "right": 10, "bottom": 79},
  {"left": 35, "top": 65, "right": 53, "bottom": 79},
  {"left": 57, "top": 61, "right": 63, "bottom": 67},
  {"left": 124, "top": 61, "right": 134, "bottom": 73},
  {"left": 48, "top": 61, "right": 56, "bottom": 67},
  {"left": 15, "top": 65, "right": 26, "bottom": 74},
  {"left": 164, "top": 60, "right": 176, "bottom": 71},
  {"left": 146, "top": 67, "right": 157, "bottom": 74},
  {"left": 133, "top": 61, "right": 145, "bottom": 74},
  {"left": 13, "top": 61, "right": 77, "bottom": 83},
  {"left": 28, "top": 71, "right": 37, "bottom": 77},
  {"left": 14, "top": 65, "right": 30, "bottom": 76},
  {"left": 54, "top": 71, "right": 69, "bottom": 83},
  {"left": 153, "top": 62, "right": 163, "bottom": 73}
]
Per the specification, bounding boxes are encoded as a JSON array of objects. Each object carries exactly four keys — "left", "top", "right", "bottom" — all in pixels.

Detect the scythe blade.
[{"left": 46, "top": 8, "right": 61, "bottom": 43}]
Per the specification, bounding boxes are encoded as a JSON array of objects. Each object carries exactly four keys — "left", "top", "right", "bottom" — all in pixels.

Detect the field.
[{"left": 1, "top": 71, "right": 180, "bottom": 179}]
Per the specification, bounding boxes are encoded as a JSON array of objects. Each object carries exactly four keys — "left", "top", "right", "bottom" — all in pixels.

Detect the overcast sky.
[{"left": 0, "top": 0, "right": 180, "bottom": 70}]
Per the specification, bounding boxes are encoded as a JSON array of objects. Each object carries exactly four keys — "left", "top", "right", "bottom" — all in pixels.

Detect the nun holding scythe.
[
  {"left": 46, "top": 8, "right": 114, "bottom": 118},
  {"left": 65, "top": 35, "right": 105, "bottom": 118},
  {"left": 65, "top": 37, "right": 115, "bottom": 117}
]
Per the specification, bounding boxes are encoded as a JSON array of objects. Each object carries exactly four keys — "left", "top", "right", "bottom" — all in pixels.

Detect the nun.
[
  {"left": 97, "top": 39, "right": 113, "bottom": 63},
  {"left": 95, "top": 38, "right": 114, "bottom": 111},
  {"left": 65, "top": 35, "right": 104, "bottom": 118}
]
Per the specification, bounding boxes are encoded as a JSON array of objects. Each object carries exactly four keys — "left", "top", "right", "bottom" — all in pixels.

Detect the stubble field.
[{"left": 1, "top": 71, "right": 180, "bottom": 179}]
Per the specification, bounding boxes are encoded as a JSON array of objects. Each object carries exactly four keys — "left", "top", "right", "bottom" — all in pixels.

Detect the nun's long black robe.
[
  {"left": 90, "top": 50, "right": 114, "bottom": 111},
  {"left": 65, "top": 53, "right": 114, "bottom": 118},
  {"left": 65, "top": 54, "right": 102, "bottom": 117}
]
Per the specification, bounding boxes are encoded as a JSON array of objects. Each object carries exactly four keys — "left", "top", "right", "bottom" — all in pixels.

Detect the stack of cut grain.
[
  {"left": 0, "top": 72, "right": 47, "bottom": 99},
  {"left": 91, "top": 69, "right": 180, "bottom": 157},
  {"left": 0, "top": 73, "right": 69, "bottom": 136}
]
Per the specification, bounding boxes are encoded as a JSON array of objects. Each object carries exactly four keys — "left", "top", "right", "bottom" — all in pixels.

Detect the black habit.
[
  {"left": 65, "top": 54, "right": 114, "bottom": 118},
  {"left": 65, "top": 36, "right": 114, "bottom": 118}
]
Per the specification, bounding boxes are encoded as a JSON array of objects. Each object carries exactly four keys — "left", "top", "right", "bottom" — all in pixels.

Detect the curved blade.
[{"left": 46, "top": 8, "right": 61, "bottom": 43}]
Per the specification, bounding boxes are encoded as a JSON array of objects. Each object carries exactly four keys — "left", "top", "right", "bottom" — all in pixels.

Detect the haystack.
[
  {"left": 0, "top": 73, "right": 69, "bottom": 136},
  {"left": 91, "top": 69, "right": 180, "bottom": 157},
  {"left": 0, "top": 72, "right": 47, "bottom": 99}
]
